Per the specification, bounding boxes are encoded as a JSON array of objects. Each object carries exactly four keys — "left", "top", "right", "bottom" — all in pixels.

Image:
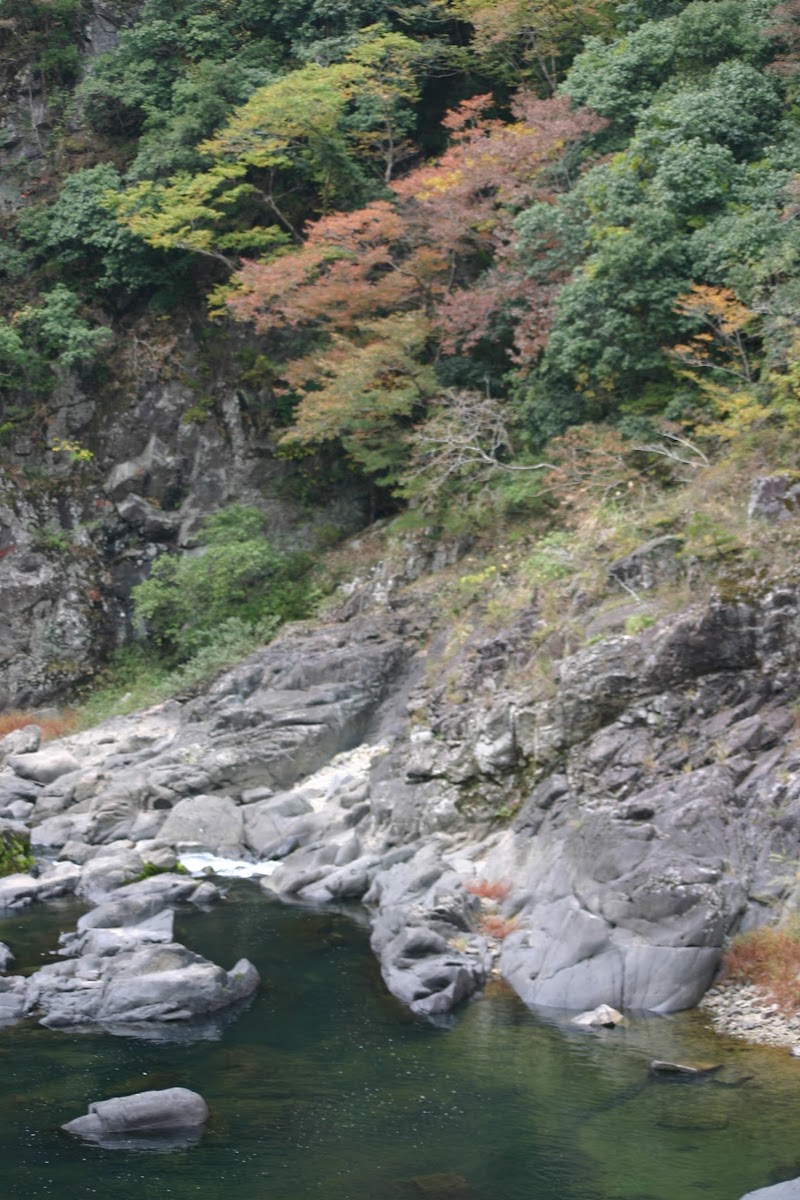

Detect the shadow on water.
[{"left": 0, "top": 883, "right": 798, "bottom": 1200}]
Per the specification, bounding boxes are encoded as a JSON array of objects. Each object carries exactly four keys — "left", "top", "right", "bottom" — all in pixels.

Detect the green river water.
[{"left": 1, "top": 883, "right": 799, "bottom": 1200}]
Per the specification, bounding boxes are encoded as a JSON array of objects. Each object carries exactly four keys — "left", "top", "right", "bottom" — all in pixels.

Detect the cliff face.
[
  {"left": 2, "top": 515, "right": 799, "bottom": 1019},
  {"left": 0, "top": 321, "right": 361, "bottom": 708},
  {"left": 0, "top": 2, "right": 366, "bottom": 708}
]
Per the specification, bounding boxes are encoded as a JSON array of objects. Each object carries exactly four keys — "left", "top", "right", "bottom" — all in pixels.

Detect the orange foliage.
[
  {"left": 671, "top": 285, "right": 760, "bottom": 384},
  {"left": 466, "top": 878, "right": 511, "bottom": 900},
  {"left": 0, "top": 710, "right": 77, "bottom": 743},
  {"left": 227, "top": 91, "right": 605, "bottom": 371},
  {"left": 479, "top": 913, "right": 518, "bottom": 939}
]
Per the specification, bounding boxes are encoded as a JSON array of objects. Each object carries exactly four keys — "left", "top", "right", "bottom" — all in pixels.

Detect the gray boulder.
[
  {"left": 8, "top": 747, "right": 80, "bottom": 784},
  {"left": 158, "top": 794, "right": 245, "bottom": 856},
  {"left": 76, "top": 874, "right": 219, "bottom": 933},
  {"left": 60, "top": 909, "right": 175, "bottom": 958},
  {"left": 0, "top": 724, "right": 41, "bottom": 761},
  {"left": 27, "top": 942, "right": 259, "bottom": 1028},
  {"left": 0, "top": 862, "right": 81, "bottom": 909},
  {"left": 62, "top": 1086, "right": 208, "bottom": 1149},
  {"left": 76, "top": 847, "right": 145, "bottom": 902},
  {"left": 0, "top": 941, "right": 14, "bottom": 971},
  {"left": 571, "top": 1004, "right": 625, "bottom": 1028},
  {"left": 748, "top": 475, "right": 800, "bottom": 522},
  {"left": 0, "top": 975, "right": 26, "bottom": 1025}
]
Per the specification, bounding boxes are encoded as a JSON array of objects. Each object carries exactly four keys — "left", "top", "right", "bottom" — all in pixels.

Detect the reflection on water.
[{"left": 0, "top": 884, "right": 798, "bottom": 1200}]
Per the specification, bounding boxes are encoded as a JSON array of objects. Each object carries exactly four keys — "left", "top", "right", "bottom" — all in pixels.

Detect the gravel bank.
[{"left": 700, "top": 982, "right": 800, "bottom": 1050}]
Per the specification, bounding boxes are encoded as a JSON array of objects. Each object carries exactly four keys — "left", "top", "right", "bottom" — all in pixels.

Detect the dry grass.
[
  {"left": 0, "top": 709, "right": 78, "bottom": 743},
  {"left": 466, "top": 878, "right": 510, "bottom": 901},
  {"left": 478, "top": 913, "right": 518, "bottom": 940},
  {"left": 722, "top": 925, "right": 800, "bottom": 1014}
]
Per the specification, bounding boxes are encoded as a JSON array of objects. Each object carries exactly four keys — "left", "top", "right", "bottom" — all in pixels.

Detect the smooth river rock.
[{"left": 62, "top": 1086, "right": 209, "bottom": 1150}]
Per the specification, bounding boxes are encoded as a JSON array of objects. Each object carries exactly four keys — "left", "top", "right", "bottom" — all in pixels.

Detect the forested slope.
[{"left": 0, "top": 0, "right": 798, "bottom": 704}]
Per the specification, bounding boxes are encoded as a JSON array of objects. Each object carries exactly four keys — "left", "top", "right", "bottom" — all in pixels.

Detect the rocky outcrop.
[{"left": 3, "top": 567, "right": 800, "bottom": 1023}]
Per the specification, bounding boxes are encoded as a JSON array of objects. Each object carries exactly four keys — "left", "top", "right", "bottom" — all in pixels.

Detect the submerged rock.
[
  {"left": 740, "top": 1183, "right": 800, "bottom": 1200},
  {"left": 649, "top": 1060, "right": 722, "bottom": 1078},
  {"left": 62, "top": 1086, "right": 208, "bottom": 1150}
]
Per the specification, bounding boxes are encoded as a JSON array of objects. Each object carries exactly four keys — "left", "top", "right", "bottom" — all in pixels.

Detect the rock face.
[
  {"left": 3, "top": 560, "right": 800, "bottom": 1024},
  {"left": 62, "top": 1087, "right": 209, "bottom": 1150}
]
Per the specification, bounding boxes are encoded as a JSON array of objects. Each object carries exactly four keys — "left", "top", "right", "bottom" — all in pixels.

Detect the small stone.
[{"left": 571, "top": 1004, "right": 625, "bottom": 1028}]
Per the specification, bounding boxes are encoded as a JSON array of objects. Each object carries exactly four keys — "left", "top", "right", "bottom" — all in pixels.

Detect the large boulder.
[
  {"left": 0, "top": 862, "right": 81, "bottom": 909},
  {"left": 26, "top": 941, "right": 260, "bottom": 1029},
  {"left": 158, "top": 794, "right": 245, "bottom": 856},
  {"left": 8, "top": 747, "right": 80, "bottom": 784}
]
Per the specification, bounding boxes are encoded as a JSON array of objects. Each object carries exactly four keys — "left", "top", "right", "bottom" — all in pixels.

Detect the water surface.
[{"left": 1, "top": 884, "right": 799, "bottom": 1200}]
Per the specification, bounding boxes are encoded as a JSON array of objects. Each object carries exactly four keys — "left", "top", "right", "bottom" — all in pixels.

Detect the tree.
[
  {"left": 113, "top": 30, "right": 437, "bottom": 262},
  {"left": 225, "top": 89, "right": 603, "bottom": 486},
  {"left": 402, "top": 387, "right": 555, "bottom": 509},
  {"left": 281, "top": 313, "right": 436, "bottom": 482},
  {"left": 0, "top": 287, "right": 111, "bottom": 398},
  {"left": 108, "top": 167, "right": 289, "bottom": 268},
  {"left": 442, "top": 0, "right": 617, "bottom": 91},
  {"left": 670, "top": 285, "right": 761, "bottom": 384}
]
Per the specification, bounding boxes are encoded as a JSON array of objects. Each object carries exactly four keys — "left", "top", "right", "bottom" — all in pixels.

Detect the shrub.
[
  {"left": 478, "top": 913, "right": 518, "bottom": 940},
  {"left": 132, "top": 504, "right": 315, "bottom": 662},
  {"left": 0, "top": 832, "right": 34, "bottom": 878},
  {"left": 722, "top": 923, "right": 800, "bottom": 1013}
]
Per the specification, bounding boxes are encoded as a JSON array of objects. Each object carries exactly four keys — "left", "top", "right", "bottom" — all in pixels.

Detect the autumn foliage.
[{"left": 225, "top": 91, "right": 604, "bottom": 480}]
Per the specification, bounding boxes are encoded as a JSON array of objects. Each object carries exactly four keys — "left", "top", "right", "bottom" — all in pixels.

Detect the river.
[{"left": 1, "top": 883, "right": 798, "bottom": 1200}]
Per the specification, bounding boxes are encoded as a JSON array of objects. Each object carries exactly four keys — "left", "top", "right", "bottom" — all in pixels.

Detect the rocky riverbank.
[
  {"left": 2, "top": 535, "right": 800, "bottom": 1030},
  {"left": 700, "top": 982, "right": 800, "bottom": 1051}
]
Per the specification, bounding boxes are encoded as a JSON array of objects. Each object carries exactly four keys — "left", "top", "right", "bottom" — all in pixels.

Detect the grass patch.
[
  {"left": 76, "top": 617, "right": 278, "bottom": 727},
  {"left": 133, "top": 860, "right": 189, "bottom": 882}
]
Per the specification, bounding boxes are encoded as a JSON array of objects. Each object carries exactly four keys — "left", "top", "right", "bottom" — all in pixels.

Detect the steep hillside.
[{"left": 0, "top": 0, "right": 797, "bottom": 708}]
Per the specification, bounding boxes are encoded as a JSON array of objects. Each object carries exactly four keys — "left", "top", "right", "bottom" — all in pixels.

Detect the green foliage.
[
  {"left": 512, "top": 0, "right": 797, "bottom": 439},
  {"left": 32, "top": 164, "right": 181, "bottom": 293},
  {"left": 625, "top": 613, "right": 656, "bottom": 634},
  {"left": 563, "top": 0, "right": 776, "bottom": 136},
  {"left": 0, "top": 832, "right": 34, "bottom": 878},
  {"left": 135, "top": 860, "right": 189, "bottom": 881},
  {"left": 0, "top": 287, "right": 111, "bottom": 397},
  {"left": 522, "top": 532, "right": 574, "bottom": 583},
  {"left": 3, "top": 0, "right": 88, "bottom": 87},
  {"left": 132, "top": 504, "right": 315, "bottom": 660}
]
